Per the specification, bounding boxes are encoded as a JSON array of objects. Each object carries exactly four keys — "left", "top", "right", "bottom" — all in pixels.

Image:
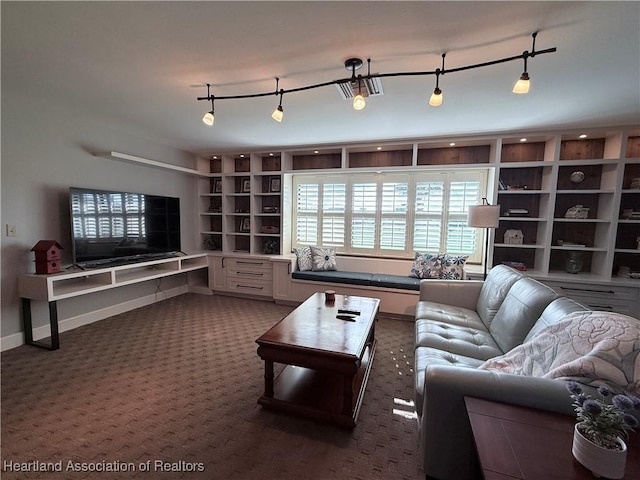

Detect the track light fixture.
[
  {"left": 202, "top": 84, "right": 215, "bottom": 126},
  {"left": 345, "top": 58, "right": 366, "bottom": 111},
  {"left": 429, "top": 53, "right": 446, "bottom": 107},
  {"left": 513, "top": 32, "right": 538, "bottom": 94},
  {"left": 271, "top": 78, "right": 284, "bottom": 122},
  {"left": 198, "top": 32, "right": 555, "bottom": 124}
]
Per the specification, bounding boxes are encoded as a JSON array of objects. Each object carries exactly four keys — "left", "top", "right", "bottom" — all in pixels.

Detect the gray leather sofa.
[{"left": 414, "top": 265, "right": 590, "bottom": 480}]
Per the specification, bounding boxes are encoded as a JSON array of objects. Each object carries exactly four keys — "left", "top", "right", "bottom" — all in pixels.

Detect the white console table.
[{"left": 18, "top": 253, "right": 208, "bottom": 350}]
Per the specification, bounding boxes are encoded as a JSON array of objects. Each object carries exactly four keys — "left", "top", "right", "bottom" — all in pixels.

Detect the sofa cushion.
[
  {"left": 310, "top": 246, "right": 337, "bottom": 271},
  {"left": 410, "top": 252, "right": 442, "bottom": 279},
  {"left": 370, "top": 274, "right": 420, "bottom": 291},
  {"left": 489, "top": 277, "right": 559, "bottom": 353},
  {"left": 414, "top": 346, "right": 484, "bottom": 417},
  {"left": 475, "top": 265, "right": 525, "bottom": 328},
  {"left": 291, "top": 270, "right": 373, "bottom": 286},
  {"left": 415, "top": 301, "right": 487, "bottom": 330},
  {"left": 439, "top": 254, "right": 468, "bottom": 280},
  {"left": 525, "top": 297, "right": 589, "bottom": 342},
  {"left": 415, "top": 320, "right": 502, "bottom": 360},
  {"left": 293, "top": 246, "right": 313, "bottom": 271}
]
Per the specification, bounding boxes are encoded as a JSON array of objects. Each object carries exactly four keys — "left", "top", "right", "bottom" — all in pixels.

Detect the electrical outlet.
[{"left": 6, "top": 224, "right": 16, "bottom": 237}]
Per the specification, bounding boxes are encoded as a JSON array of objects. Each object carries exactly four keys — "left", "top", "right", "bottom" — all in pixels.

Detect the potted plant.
[{"left": 567, "top": 381, "right": 640, "bottom": 479}]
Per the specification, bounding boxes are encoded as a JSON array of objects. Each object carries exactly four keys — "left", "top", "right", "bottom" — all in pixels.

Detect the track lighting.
[
  {"left": 202, "top": 84, "right": 215, "bottom": 126},
  {"left": 272, "top": 80, "right": 284, "bottom": 122},
  {"left": 429, "top": 53, "right": 446, "bottom": 107},
  {"left": 197, "top": 32, "right": 555, "bottom": 122},
  {"left": 513, "top": 32, "right": 537, "bottom": 94}
]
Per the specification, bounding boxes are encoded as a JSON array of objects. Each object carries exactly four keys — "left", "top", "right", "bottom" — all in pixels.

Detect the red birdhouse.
[{"left": 31, "top": 240, "right": 63, "bottom": 274}]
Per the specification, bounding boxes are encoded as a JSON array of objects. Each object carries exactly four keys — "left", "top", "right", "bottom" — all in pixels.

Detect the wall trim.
[{"left": 0, "top": 285, "right": 189, "bottom": 352}]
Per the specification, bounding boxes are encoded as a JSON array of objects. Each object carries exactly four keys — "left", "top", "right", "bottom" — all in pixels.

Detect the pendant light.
[
  {"left": 429, "top": 53, "right": 446, "bottom": 107},
  {"left": 353, "top": 78, "right": 366, "bottom": 111},
  {"left": 271, "top": 79, "right": 284, "bottom": 122},
  {"left": 513, "top": 32, "right": 537, "bottom": 94},
  {"left": 202, "top": 84, "right": 215, "bottom": 126}
]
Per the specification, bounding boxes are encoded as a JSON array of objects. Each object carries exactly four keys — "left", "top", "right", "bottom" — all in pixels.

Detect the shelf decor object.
[
  {"left": 468, "top": 198, "right": 500, "bottom": 279},
  {"left": 197, "top": 32, "right": 555, "bottom": 122}
]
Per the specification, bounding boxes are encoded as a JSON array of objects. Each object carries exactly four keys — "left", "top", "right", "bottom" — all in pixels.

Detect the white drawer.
[
  {"left": 226, "top": 258, "right": 271, "bottom": 272},
  {"left": 227, "top": 268, "right": 273, "bottom": 282},
  {"left": 543, "top": 280, "right": 639, "bottom": 316},
  {"left": 226, "top": 277, "right": 273, "bottom": 297}
]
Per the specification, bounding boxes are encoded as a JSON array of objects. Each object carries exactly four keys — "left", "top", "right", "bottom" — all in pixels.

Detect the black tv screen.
[{"left": 69, "top": 187, "right": 181, "bottom": 266}]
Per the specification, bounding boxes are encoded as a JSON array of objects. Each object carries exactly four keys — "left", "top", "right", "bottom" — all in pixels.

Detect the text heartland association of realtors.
[{"left": 3, "top": 459, "right": 205, "bottom": 473}]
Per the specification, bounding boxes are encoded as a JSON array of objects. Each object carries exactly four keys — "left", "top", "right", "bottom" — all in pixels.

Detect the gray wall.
[{"left": 1, "top": 89, "right": 200, "bottom": 342}]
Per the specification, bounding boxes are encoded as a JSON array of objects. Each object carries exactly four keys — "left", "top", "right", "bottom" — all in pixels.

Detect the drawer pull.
[
  {"left": 235, "top": 284, "right": 264, "bottom": 290},
  {"left": 237, "top": 261, "right": 264, "bottom": 266},
  {"left": 561, "top": 287, "right": 615, "bottom": 294},
  {"left": 237, "top": 271, "right": 264, "bottom": 277},
  {"left": 589, "top": 305, "right": 614, "bottom": 310}
]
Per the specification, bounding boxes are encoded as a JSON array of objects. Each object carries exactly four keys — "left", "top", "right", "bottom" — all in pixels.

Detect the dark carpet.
[{"left": 1, "top": 294, "right": 421, "bottom": 480}]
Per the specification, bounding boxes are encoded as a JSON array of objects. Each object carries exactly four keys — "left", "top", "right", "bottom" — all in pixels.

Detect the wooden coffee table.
[{"left": 255, "top": 292, "right": 380, "bottom": 428}]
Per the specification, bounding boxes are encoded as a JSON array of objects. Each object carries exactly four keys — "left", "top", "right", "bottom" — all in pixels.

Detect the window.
[{"left": 292, "top": 170, "right": 487, "bottom": 262}]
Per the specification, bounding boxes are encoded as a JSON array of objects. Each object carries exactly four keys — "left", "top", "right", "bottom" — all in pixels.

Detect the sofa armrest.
[
  {"left": 419, "top": 279, "right": 484, "bottom": 309},
  {"left": 420, "top": 365, "right": 575, "bottom": 480}
]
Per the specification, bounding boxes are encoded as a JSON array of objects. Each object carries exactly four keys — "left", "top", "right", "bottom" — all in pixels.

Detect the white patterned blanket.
[{"left": 479, "top": 310, "right": 640, "bottom": 395}]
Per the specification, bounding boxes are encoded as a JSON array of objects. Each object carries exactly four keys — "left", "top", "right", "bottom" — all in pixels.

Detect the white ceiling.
[{"left": 3, "top": 1, "right": 639, "bottom": 154}]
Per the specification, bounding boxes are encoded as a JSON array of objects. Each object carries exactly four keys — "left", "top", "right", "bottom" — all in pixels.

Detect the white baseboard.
[{"left": 1, "top": 285, "right": 189, "bottom": 352}]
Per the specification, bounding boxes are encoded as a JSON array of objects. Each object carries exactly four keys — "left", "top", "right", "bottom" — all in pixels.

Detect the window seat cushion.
[{"left": 291, "top": 270, "right": 420, "bottom": 291}]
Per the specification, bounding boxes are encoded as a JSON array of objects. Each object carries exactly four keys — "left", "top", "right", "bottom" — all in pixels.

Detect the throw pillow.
[
  {"left": 440, "top": 254, "right": 468, "bottom": 279},
  {"left": 310, "top": 246, "right": 337, "bottom": 271},
  {"left": 293, "top": 246, "right": 313, "bottom": 272},
  {"left": 409, "top": 251, "right": 442, "bottom": 279}
]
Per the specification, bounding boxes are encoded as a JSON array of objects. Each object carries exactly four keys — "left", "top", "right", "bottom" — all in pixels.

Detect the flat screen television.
[{"left": 69, "top": 187, "right": 181, "bottom": 267}]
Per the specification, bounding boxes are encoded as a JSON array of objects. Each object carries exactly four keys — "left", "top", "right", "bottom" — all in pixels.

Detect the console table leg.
[
  {"left": 22, "top": 298, "right": 34, "bottom": 344},
  {"left": 21, "top": 298, "right": 60, "bottom": 351},
  {"left": 49, "top": 301, "right": 60, "bottom": 350}
]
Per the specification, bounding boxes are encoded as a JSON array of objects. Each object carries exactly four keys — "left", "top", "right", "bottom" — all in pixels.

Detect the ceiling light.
[
  {"left": 271, "top": 79, "right": 284, "bottom": 122},
  {"left": 429, "top": 88, "right": 443, "bottom": 107},
  {"left": 513, "top": 32, "right": 537, "bottom": 94},
  {"left": 520, "top": 138, "right": 527, "bottom": 142},
  {"left": 314, "top": 150, "right": 319, "bottom": 154},
  {"left": 271, "top": 105, "right": 283, "bottom": 122},
  {"left": 579, "top": 134, "right": 588, "bottom": 139},
  {"left": 202, "top": 84, "right": 215, "bottom": 126},
  {"left": 429, "top": 54, "right": 446, "bottom": 107},
  {"left": 376, "top": 147, "right": 382, "bottom": 150},
  {"left": 449, "top": 142, "right": 456, "bottom": 147},
  {"left": 202, "top": 110, "right": 214, "bottom": 126},
  {"left": 512, "top": 73, "right": 530, "bottom": 94},
  {"left": 197, "top": 32, "right": 555, "bottom": 122},
  {"left": 353, "top": 93, "right": 366, "bottom": 110}
]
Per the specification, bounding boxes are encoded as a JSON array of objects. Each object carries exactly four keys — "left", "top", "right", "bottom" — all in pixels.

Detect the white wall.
[{"left": 1, "top": 89, "right": 200, "bottom": 345}]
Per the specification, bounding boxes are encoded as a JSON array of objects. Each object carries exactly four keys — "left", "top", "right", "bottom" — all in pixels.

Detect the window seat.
[{"left": 291, "top": 270, "right": 420, "bottom": 291}]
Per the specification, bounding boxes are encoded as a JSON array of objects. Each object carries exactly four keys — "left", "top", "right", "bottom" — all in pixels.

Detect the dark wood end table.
[{"left": 465, "top": 396, "right": 640, "bottom": 480}]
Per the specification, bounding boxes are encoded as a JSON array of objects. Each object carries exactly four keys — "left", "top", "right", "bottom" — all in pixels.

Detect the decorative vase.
[
  {"left": 572, "top": 424, "right": 627, "bottom": 479},
  {"left": 565, "top": 250, "right": 583, "bottom": 274}
]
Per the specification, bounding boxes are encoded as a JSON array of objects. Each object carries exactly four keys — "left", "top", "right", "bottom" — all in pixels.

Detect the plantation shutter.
[{"left": 292, "top": 169, "right": 486, "bottom": 262}]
